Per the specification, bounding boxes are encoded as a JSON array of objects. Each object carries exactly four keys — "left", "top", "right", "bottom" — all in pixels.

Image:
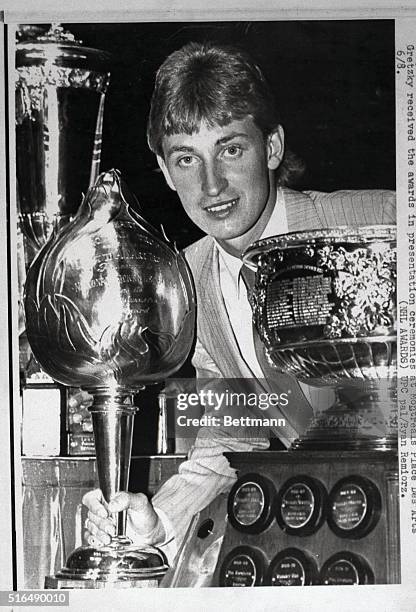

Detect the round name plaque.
[
  {"left": 320, "top": 552, "right": 375, "bottom": 585},
  {"left": 219, "top": 546, "right": 266, "bottom": 587},
  {"left": 275, "top": 476, "right": 327, "bottom": 536},
  {"left": 328, "top": 475, "right": 381, "bottom": 539},
  {"left": 228, "top": 473, "right": 276, "bottom": 534},
  {"left": 266, "top": 548, "right": 318, "bottom": 586}
]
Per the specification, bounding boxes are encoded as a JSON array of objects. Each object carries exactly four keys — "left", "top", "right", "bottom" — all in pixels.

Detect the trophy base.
[
  {"left": 290, "top": 390, "right": 397, "bottom": 452},
  {"left": 290, "top": 434, "right": 397, "bottom": 452},
  {"left": 45, "top": 576, "right": 160, "bottom": 589},
  {"left": 45, "top": 537, "right": 168, "bottom": 589}
]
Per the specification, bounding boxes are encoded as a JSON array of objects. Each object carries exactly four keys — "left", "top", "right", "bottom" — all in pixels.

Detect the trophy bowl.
[
  {"left": 24, "top": 169, "right": 195, "bottom": 587},
  {"left": 243, "top": 225, "right": 397, "bottom": 451}
]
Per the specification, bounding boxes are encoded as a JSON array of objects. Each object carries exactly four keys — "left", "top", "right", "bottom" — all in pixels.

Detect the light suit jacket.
[{"left": 151, "top": 187, "right": 396, "bottom": 551}]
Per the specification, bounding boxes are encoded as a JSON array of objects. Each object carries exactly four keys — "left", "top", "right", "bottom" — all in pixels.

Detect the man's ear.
[
  {"left": 157, "top": 155, "right": 176, "bottom": 191},
  {"left": 267, "top": 125, "right": 285, "bottom": 170}
]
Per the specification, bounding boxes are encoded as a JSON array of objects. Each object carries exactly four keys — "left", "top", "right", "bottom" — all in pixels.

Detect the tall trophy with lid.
[
  {"left": 16, "top": 23, "right": 111, "bottom": 260},
  {"left": 16, "top": 22, "right": 112, "bottom": 445},
  {"left": 24, "top": 169, "right": 196, "bottom": 587}
]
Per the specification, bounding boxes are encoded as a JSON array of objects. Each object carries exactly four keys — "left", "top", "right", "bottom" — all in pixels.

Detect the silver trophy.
[
  {"left": 16, "top": 23, "right": 111, "bottom": 385},
  {"left": 24, "top": 170, "right": 196, "bottom": 587},
  {"left": 16, "top": 23, "right": 111, "bottom": 268},
  {"left": 243, "top": 226, "right": 397, "bottom": 451}
]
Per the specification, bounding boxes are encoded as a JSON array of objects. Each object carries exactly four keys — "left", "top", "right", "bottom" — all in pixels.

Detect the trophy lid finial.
[{"left": 16, "top": 23, "right": 81, "bottom": 45}]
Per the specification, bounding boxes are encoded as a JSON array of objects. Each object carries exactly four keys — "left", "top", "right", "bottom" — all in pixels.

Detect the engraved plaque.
[
  {"left": 228, "top": 474, "right": 276, "bottom": 534},
  {"left": 276, "top": 476, "right": 327, "bottom": 536},
  {"left": 331, "top": 484, "right": 367, "bottom": 530},
  {"left": 266, "top": 273, "right": 333, "bottom": 329},
  {"left": 223, "top": 554, "right": 257, "bottom": 587},
  {"left": 281, "top": 483, "right": 314, "bottom": 528},
  {"left": 267, "top": 548, "right": 317, "bottom": 587},
  {"left": 219, "top": 547, "right": 265, "bottom": 587},
  {"left": 320, "top": 552, "right": 374, "bottom": 586},
  {"left": 270, "top": 557, "right": 304, "bottom": 587},
  {"left": 328, "top": 476, "right": 381, "bottom": 539},
  {"left": 232, "top": 482, "right": 265, "bottom": 527}
]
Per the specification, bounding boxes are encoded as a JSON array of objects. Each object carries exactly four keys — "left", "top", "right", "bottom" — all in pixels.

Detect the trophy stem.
[
  {"left": 45, "top": 388, "right": 168, "bottom": 589},
  {"left": 88, "top": 390, "right": 137, "bottom": 537},
  {"left": 45, "top": 387, "right": 170, "bottom": 588}
]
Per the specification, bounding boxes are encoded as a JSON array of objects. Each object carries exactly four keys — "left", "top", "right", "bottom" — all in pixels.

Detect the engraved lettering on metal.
[
  {"left": 319, "top": 551, "right": 374, "bottom": 586},
  {"left": 270, "top": 556, "right": 306, "bottom": 586},
  {"left": 322, "top": 558, "right": 359, "bottom": 585},
  {"left": 224, "top": 555, "right": 257, "bottom": 587},
  {"left": 331, "top": 484, "right": 367, "bottom": 530},
  {"left": 267, "top": 548, "right": 318, "bottom": 586},
  {"left": 232, "top": 482, "right": 265, "bottom": 526},
  {"left": 280, "top": 483, "right": 315, "bottom": 529},
  {"left": 266, "top": 274, "right": 332, "bottom": 329}
]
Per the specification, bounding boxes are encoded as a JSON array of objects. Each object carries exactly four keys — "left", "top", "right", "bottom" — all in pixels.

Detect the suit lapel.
[{"left": 197, "top": 240, "right": 254, "bottom": 379}]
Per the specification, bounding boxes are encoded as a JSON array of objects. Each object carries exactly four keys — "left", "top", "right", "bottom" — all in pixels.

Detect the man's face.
[{"left": 158, "top": 117, "right": 284, "bottom": 244}]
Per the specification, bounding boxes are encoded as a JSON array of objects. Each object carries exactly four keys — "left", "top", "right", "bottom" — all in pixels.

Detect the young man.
[{"left": 83, "top": 41, "right": 395, "bottom": 561}]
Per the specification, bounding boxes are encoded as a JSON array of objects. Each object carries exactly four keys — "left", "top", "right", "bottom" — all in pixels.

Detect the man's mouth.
[{"left": 205, "top": 198, "right": 239, "bottom": 216}]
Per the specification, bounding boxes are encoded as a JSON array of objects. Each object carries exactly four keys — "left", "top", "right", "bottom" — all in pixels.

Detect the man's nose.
[{"left": 201, "top": 161, "right": 228, "bottom": 196}]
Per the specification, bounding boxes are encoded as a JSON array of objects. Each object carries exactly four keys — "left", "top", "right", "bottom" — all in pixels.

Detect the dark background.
[{"left": 63, "top": 19, "right": 395, "bottom": 249}]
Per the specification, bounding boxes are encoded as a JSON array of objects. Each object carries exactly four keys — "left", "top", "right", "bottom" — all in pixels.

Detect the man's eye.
[
  {"left": 223, "top": 145, "right": 242, "bottom": 158},
  {"left": 177, "top": 155, "right": 196, "bottom": 168}
]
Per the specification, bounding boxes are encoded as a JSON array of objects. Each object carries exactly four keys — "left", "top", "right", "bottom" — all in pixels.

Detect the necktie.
[{"left": 240, "top": 263, "right": 314, "bottom": 440}]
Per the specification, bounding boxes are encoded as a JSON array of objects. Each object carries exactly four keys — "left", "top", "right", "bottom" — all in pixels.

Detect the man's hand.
[{"left": 82, "top": 489, "right": 166, "bottom": 547}]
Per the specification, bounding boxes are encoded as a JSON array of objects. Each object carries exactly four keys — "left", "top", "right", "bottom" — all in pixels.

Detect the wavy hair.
[{"left": 147, "top": 41, "right": 304, "bottom": 186}]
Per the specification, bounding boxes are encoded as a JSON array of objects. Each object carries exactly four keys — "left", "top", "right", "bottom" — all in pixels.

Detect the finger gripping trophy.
[{"left": 24, "top": 169, "right": 195, "bottom": 588}]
